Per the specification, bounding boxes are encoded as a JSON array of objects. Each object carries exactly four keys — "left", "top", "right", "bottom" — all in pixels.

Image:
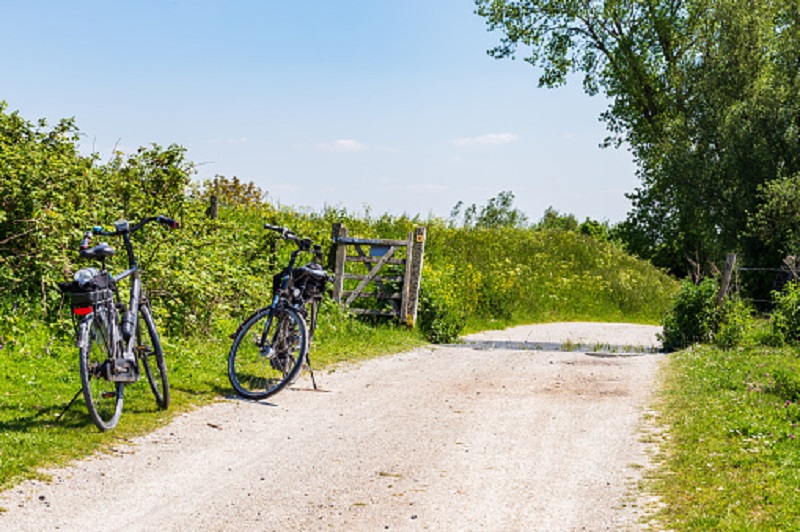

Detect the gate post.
[
  {"left": 717, "top": 253, "right": 737, "bottom": 307},
  {"left": 401, "top": 226, "right": 426, "bottom": 326},
  {"left": 331, "top": 223, "right": 347, "bottom": 303}
]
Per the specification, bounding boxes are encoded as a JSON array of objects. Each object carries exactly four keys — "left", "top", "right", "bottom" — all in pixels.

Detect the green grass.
[
  {"left": 0, "top": 309, "right": 426, "bottom": 491},
  {"left": 651, "top": 344, "right": 800, "bottom": 529}
]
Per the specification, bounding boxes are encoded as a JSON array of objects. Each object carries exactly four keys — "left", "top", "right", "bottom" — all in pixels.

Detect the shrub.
[
  {"left": 771, "top": 281, "right": 800, "bottom": 345},
  {"left": 417, "top": 291, "right": 465, "bottom": 344},
  {"left": 661, "top": 277, "right": 719, "bottom": 352},
  {"left": 417, "top": 265, "right": 465, "bottom": 344},
  {"left": 714, "top": 297, "right": 757, "bottom": 349}
]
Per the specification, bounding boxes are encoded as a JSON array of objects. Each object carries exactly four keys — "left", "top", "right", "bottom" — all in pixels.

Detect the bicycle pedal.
[{"left": 101, "top": 391, "right": 117, "bottom": 399}]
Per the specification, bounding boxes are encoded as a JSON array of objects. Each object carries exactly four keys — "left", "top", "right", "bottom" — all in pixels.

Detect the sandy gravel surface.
[{"left": 0, "top": 322, "right": 663, "bottom": 531}]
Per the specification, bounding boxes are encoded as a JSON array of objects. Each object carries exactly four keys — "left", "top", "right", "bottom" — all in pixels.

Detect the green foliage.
[
  {"left": 714, "top": 297, "right": 757, "bottom": 350},
  {"left": 748, "top": 173, "right": 800, "bottom": 259},
  {"left": 0, "top": 101, "right": 192, "bottom": 322},
  {"left": 449, "top": 190, "right": 528, "bottom": 229},
  {"left": 417, "top": 263, "right": 467, "bottom": 344},
  {"left": 426, "top": 223, "right": 676, "bottom": 333},
  {"left": 661, "top": 278, "right": 719, "bottom": 352},
  {"left": 771, "top": 281, "right": 800, "bottom": 345},
  {"left": 578, "top": 218, "right": 612, "bottom": 241},
  {"left": 536, "top": 206, "right": 578, "bottom": 232},
  {"left": 475, "top": 0, "right": 800, "bottom": 278},
  {"left": 654, "top": 344, "right": 800, "bottom": 529}
]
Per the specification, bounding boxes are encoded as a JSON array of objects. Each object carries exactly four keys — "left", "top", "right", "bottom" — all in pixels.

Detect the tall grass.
[{"left": 423, "top": 226, "right": 677, "bottom": 334}]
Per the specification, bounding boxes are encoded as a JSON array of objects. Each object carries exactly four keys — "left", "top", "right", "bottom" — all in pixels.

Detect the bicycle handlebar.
[
  {"left": 264, "top": 224, "right": 313, "bottom": 252},
  {"left": 156, "top": 215, "right": 180, "bottom": 229},
  {"left": 92, "top": 215, "right": 179, "bottom": 236},
  {"left": 81, "top": 215, "right": 179, "bottom": 250}
]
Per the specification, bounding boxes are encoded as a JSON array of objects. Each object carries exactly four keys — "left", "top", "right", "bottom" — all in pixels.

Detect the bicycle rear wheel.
[
  {"left": 137, "top": 303, "right": 170, "bottom": 409},
  {"left": 79, "top": 312, "right": 124, "bottom": 431},
  {"left": 228, "top": 306, "right": 308, "bottom": 400}
]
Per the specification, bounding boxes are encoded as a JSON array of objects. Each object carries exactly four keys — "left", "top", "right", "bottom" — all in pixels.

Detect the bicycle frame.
[
  {"left": 255, "top": 247, "right": 306, "bottom": 359},
  {"left": 112, "top": 229, "right": 144, "bottom": 360}
]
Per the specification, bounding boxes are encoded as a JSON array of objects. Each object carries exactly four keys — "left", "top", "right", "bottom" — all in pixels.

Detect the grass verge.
[{"left": 651, "top": 344, "right": 800, "bottom": 529}]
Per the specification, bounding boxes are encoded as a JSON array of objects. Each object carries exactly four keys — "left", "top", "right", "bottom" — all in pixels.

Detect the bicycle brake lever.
[
  {"left": 80, "top": 231, "right": 93, "bottom": 250},
  {"left": 156, "top": 215, "right": 179, "bottom": 229}
]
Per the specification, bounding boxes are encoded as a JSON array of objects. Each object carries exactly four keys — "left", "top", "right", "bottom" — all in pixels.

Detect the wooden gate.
[{"left": 330, "top": 223, "right": 425, "bottom": 326}]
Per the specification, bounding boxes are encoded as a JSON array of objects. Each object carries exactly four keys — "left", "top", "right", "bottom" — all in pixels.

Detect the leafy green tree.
[
  {"left": 748, "top": 174, "right": 800, "bottom": 258},
  {"left": 475, "top": 0, "right": 800, "bottom": 276},
  {"left": 579, "top": 217, "right": 612, "bottom": 241},
  {"left": 536, "top": 206, "right": 578, "bottom": 232},
  {"left": 195, "top": 174, "right": 268, "bottom": 208},
  {"left": 450, "top": 190, "right": 529, "bottom": 228}
]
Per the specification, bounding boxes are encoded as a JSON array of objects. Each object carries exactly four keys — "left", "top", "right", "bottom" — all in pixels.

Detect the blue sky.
[{"left": 2, "top": 0, "right": 638, "bottom": 223}]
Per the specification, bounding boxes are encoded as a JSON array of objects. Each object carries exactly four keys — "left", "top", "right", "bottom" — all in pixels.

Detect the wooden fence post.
[
  {"left": 717, "top": 253, "right": 737, "bottom": 306},
  {"left": 206, "top": 195, "right": 218, "bottom": 219},
  {"left": 402, "top": 226, "right": 426, "bottom": 326},
  {"left": 331, "top": 223, "right": 347, "bottom": 303}
]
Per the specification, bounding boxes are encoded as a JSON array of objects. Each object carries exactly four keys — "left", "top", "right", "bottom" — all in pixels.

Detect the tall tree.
[{"left": 476, "top": 0, "right": 800, "bottom": 275}]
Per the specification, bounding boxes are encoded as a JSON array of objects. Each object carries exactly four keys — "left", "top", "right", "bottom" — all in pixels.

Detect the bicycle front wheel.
[
  {"left": 228, "top": 306, "right": 308, "bottom": 400},
  {"left": 79, "top": 313, "right": 124, "bottom": 431},
  {"left": 137, "top": 303, "right": 170, "bottom": 409}
]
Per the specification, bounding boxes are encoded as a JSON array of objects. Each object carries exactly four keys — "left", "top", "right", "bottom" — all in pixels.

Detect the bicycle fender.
[
  {"left": 229, "top": 307, "right": 271, "bottom": 340},
  {"left": 76, "top": 315, "right": 93, "bottom": 349}
]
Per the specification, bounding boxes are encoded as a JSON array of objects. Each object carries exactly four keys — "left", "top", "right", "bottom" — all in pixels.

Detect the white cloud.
[
  {"left": 318, "top": 139, "right": 369, "bottom": 153},
  {"left": 453, "top": 133, "right": 519, "bottom": 147}
]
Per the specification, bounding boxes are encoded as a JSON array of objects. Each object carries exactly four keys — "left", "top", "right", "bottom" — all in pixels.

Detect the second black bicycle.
[{"left": 227, "top": 224, "right": 331, "bottom": 400}]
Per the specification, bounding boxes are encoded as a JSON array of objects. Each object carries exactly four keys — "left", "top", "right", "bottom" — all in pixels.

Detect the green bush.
[
  {"left": 417, "top": 264, "right": 466, "bottom": 344},
  {"left": 661, "top": 277, "right": 719, "bottom": 352},
  {"left": 0, "top": 104, "right": 678, "bottom": 344},
  {"left": 714, "top": 296, "right": 756, "bottom": 349},
  {"left": 771, "top": 281, "right": 800, "bottom": 345}
]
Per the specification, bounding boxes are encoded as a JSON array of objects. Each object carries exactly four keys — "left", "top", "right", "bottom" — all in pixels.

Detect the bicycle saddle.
[{"left": 80, "top": 242, "right": 116, "bottom": 260}]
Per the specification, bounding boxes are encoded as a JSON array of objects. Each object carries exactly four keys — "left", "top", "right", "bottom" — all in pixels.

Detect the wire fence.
[{"left": 731, "top": 263, "right": 800, "bottom": 310}]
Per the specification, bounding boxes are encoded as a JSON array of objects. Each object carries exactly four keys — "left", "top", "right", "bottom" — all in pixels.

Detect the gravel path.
[{"left": 0, "top": 322, "right": 663, "bottom": 531}]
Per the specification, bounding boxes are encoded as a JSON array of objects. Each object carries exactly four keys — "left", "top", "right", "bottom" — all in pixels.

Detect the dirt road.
[{"left": 0, "top": 322, "right": 663, "bottom": 531}]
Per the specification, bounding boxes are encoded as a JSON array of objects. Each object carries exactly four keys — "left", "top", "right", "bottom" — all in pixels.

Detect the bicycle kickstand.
[
  {"left": 56, "top": 387, "right": 84, "bottom": 422},
  {"left": 307, "top": 358, "right": 318, "bottom": 390}
]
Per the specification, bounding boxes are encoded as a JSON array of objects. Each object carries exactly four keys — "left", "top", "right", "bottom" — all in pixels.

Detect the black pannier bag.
[
  {"left": 272, "top": 264, "right": 329, "bottom": 305},
  {"left": 293, "top": 263, "right": 329, "bottom": 302},
  {"left": 59, "top": 270, "right": 115, "bottom": 314}
]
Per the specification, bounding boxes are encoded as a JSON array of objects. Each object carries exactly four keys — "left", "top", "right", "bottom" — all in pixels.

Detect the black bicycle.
[
  {"left": 227, "top": 224, "right": 331, "bottom": 400},
  {"left": 60, "top": 216, "right": 179, "bottom": 430}
]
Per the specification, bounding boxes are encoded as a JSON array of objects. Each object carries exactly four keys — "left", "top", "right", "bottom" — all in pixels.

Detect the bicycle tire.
[
  {"left": 137, "top": 303, "right": 170, "bottom": 409},
  {"left": 79, "top": 311, "right": 124, "bottom": 431},
  {"left": 228, "top": 306, "right": 308, "bottom": 400}
]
